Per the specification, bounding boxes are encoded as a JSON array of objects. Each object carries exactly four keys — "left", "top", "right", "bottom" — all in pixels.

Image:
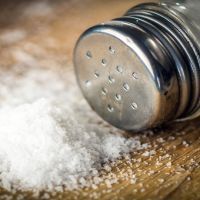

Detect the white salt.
[
  {"left": 23, "top": 2, "right": 53, "bottom": 17},
  {"left": 0, "top": 30, "right": 27, "bottom": 45},
  {"left": 0, "top": 67, "right": 143, "bottom": 192},
  {"left": 142, "top": 150, "right": 156, "bottom": 157}
]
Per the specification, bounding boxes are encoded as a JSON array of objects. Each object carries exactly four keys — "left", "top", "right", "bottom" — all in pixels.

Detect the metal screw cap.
[{"left": 74, "top": 19, "right": 179, "bottom": 131}]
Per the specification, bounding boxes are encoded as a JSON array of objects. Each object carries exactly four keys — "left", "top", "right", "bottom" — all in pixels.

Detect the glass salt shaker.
[{"left": 74, "top": 0, "right": 200, "bottom": 131}]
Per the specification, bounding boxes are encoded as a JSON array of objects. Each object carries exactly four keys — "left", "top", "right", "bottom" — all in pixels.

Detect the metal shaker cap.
[{"left": 74, "top": 20, "right": 179, "bottom": 131}]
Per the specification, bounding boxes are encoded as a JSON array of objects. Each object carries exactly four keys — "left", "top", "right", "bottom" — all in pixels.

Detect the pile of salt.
[{"left": 0, "top": 67, "right": 143, "bottom": 192}]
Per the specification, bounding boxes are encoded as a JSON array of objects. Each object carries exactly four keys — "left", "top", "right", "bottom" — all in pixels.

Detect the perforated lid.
[{"left": 74, "top": 21, "right": 179, "bottom": 131}]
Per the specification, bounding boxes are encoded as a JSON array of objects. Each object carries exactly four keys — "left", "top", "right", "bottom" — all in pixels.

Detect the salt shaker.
[{"left": 73, "top": 0, "right": 200, "bottom": 131}]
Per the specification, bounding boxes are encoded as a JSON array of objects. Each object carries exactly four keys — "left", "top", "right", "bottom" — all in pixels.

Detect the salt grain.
[
  {"left": 157, "top": 138, "right": 165, "bottom": 143},
  {"left": 158, "top": 178, "right": 164, "bottom": 183},
  {"left": 182, "top": 141, "right": 189, "bottom": 147},
  {"left": 142, "top": 150, "right": 156, "bottom": 157},
  {"left": 166, "top": 162, "right": 172, "bottom": 168}
]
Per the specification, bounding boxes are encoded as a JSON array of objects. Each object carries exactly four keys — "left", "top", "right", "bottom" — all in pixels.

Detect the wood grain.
[{"left": 0, "top": 0, "right": 200, "bottom": 200}]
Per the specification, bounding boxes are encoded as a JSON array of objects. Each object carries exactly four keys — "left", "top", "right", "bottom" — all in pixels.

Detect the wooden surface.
[{"left": 1, "top": 0, "right": 200, "bottom": 199}]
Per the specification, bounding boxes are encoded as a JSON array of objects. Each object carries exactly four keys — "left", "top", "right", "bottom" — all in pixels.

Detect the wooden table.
[{"left": 0, "top": 0, "right": 200, "bottom": 199}]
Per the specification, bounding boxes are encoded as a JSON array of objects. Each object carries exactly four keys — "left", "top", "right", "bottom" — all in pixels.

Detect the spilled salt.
[
  {"left": 0, "top": 29, "right": 27, "bottom": 45},
  {"left": 0, "top": 67, "right": 144, "bottom": 192},
  {"left": 23, "top": 2, "right": 53, "bottom": 17}
]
